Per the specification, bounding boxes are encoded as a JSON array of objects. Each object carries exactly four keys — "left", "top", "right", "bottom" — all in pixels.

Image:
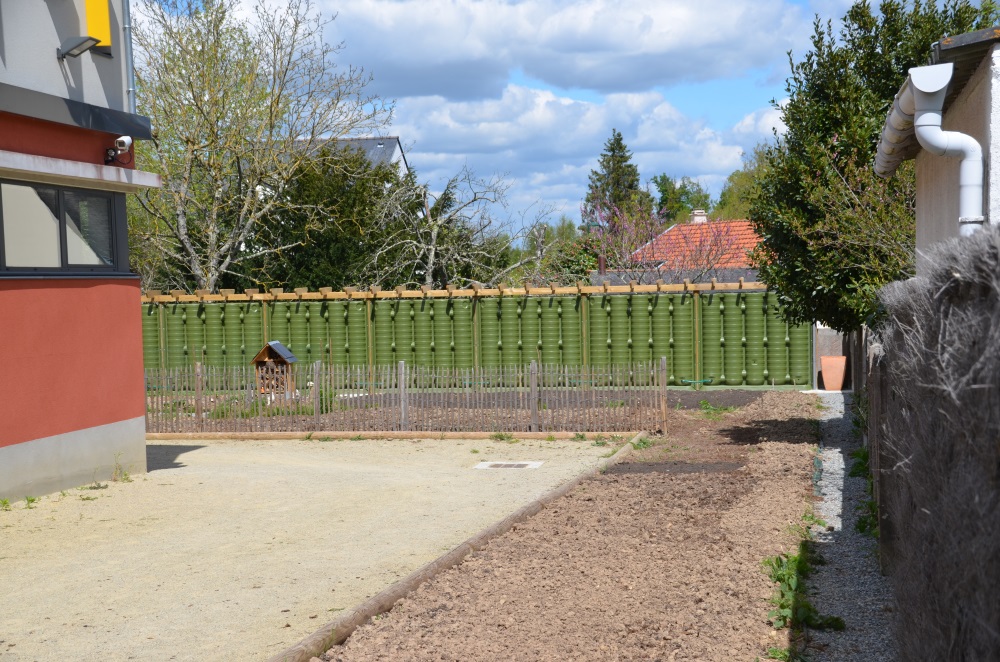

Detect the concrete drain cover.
[{"left": 474, "top": 461, "right": 544, "bottom": 470}]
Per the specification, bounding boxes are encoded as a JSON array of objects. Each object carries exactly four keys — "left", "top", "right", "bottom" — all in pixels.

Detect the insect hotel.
[{"left": 251, "top": 341, "right": 298, "bottom": 397}]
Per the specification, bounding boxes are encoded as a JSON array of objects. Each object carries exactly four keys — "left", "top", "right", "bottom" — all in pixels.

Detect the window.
[{"left": 0, "top": 180, "right": 129, "bottom": 275}]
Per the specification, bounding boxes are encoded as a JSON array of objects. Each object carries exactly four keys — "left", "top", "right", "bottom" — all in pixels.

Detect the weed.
[
  {"left": 112, "top": 453, "right": 132, "bottom": 483},
  {"left": 593, "top": 434, "right": 608, "bottom": 442},
  {"left": 24, "top": 496, "right": 38, "bottom": 509},
  {"left": 765, "top": 646, "right": 791, "bottom": 661},
  {"left": 849, "top": 448, "right": 879, "bottom": 538},
  {"left": 632, "top": 436, "right": 653, "bottom": 450},
  {"left": 545, "top": 434, "right": 557, "bottom": 442},
  {"left": 0, "top": 498, "right": 10, "bottom": 511},
  {"left": 60, "top": 490, "right": 69, "bottom": 498},
  {"left": 471, "top": 449, "right": 480, "bottom": 454},
  {"left": 350, "top": 434, "right": 366, "bottom": 441},
  {"left": 605, "top": 399, "right": 626, "bottom": 408},
  {"left": 698, "top": 399, "right": 735, "bottom": 420},
  {"left": 318, "top": 436, "right": 333, "bottom": 442},
  {"left": 592, "top": 440, "right": 608, "bottom": 447},
  {"left": 801, "top": 512, "right": 827, "bottom": 529},
  {"left": 848, "top": 447, "right": 870, "bottom": 478},
  {"left": 572, "top": 433, "right": 587, "bottom": 441},
  {"left": 304, "top": 432, "right": 313, "bottom": 440},
  {"left": 856, "top": 498, "right": 879, "bottom": 538},
  {"left": 763, "top": 543, "right": 845, "bottom": 632},
  {"left": 489, "top": 432, "right": 519, "bottom": 443},
  {"left": 80, "top": 495, "right": 97, "bottom": 501},
  {"left": 849, "top": 386, "right": 869, "bottom": 439}
]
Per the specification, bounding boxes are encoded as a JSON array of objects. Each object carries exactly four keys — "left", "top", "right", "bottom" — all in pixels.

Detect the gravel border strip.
[
  {"left": 808, "top": 392, "right": 896, "bottom": 661},
  {"left": 265, "top": 432, "right": 644, "bottom": 662},
  {"left": 147, "top": 431, "right": 642, "bottom": 441}
]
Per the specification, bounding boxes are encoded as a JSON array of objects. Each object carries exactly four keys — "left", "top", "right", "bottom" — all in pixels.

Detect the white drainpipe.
[
  {"left": 875, "top": 63, "right": 985, "bottom": 236},
  {"left": 910, "top": 64, "right": 985, "bottom": 236}
]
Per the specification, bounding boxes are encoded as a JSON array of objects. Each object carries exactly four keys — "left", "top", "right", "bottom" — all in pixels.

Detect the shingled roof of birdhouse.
[{"left": 251, "top": 340, "right": 298, "bottom": 364}]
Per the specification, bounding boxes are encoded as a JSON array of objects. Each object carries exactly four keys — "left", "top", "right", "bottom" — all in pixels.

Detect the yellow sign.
[{"left": 84, "top": 0, "right": 112, "bottom": 48}]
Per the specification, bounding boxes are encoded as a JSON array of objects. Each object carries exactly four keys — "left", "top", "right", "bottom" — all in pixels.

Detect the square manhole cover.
[{"left": 474, "top": 461, "right": 544, "bottom": 470}]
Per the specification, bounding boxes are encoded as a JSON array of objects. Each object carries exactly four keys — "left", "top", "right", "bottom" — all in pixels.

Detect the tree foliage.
[
  {"left": 218, "top": 145, "right": 412, "bottom": 290},
  {"left": 712, "top": 147, "right": 765, "bottom": 221},
  {"left": 652, "top": 175, "right": 712, "bottom": 224},
  {"left": 583, "top": 129, "right": 653, "bottom": 225},
  {"left": 131, "top": 0, "right": 389, "bottom": 292},
  {"left": 751, "top": 0, "right": 998, "bottom": 331}
]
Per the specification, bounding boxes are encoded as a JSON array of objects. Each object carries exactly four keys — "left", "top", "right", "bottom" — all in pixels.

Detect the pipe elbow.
[{"left": 915, "top": 124, "right": 982, "bottom": 160}]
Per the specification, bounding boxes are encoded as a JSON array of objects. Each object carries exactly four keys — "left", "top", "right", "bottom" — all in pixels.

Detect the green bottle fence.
[{"left": 141, "top": 291, "right": 812, "bottom": 387}]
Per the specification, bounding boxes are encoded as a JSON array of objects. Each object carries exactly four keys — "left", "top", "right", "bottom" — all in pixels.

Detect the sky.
[{"left": 319, "top": 0, "right": 857, "bottom": 227}]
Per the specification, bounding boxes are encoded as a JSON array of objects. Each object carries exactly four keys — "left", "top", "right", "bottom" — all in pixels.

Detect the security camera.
[{"left": 115, "top": 136, "right": 133, "bottom": 153}]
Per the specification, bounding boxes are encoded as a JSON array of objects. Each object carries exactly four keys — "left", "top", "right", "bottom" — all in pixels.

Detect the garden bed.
[{"left": 313, "top": 391, "right": 822, "bottom": 661}]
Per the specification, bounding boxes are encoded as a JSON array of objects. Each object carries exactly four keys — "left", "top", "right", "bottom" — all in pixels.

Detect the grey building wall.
[{"left": 0, "top": 0, "right": 128, "bottom": 111}]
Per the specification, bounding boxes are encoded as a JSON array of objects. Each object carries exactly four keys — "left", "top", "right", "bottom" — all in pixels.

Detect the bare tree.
[
  {"left": 131, "top": 0, "right": 390, "bottom": 291},
  {"left": 357, "top": 167, "right": 551, "bottom": 288}
]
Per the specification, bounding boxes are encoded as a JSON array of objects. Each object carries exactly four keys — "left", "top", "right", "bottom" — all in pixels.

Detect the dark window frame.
[{"left": 0, "top": 179, "right": 131, "bottom": 277}]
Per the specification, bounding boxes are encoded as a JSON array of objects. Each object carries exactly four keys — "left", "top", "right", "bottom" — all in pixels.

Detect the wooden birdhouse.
[{"left": 251, "top": 341, "right": 298, "bottom": 396}]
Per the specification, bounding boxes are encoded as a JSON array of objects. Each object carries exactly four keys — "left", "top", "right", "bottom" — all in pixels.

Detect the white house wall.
[
  {"left": 0, "top": 0, "right": 128, "bottom": 110},
  {"left": 915, "top": 46, "right": 997, "bottom": 272}
]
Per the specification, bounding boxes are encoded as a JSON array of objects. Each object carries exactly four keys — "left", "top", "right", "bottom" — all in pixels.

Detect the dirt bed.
[{"left": 318, "top": 391, "right": 821, "bottom": 661}]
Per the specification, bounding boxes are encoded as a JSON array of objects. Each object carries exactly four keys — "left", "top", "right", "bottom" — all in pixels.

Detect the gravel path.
[
  {"left": 0, "top": 437, "right": 609, "bottom": 661},
  {"left": 809, "top": 392, "right": 897, "bottom": 660}
]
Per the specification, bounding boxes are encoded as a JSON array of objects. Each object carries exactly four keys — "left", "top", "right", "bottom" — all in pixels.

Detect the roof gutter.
[{"left": 875, "top": 62, "right": 985, "bottom": 236}]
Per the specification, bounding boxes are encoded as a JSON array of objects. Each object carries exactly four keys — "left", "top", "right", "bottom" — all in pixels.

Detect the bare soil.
[{"left": 319, "top": 391, "right": 821, "bottom": 661}]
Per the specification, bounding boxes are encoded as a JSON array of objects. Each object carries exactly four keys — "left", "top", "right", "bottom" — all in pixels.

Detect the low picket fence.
[{"left": 145, "top": 360, "right": 674, "bottom": 433}]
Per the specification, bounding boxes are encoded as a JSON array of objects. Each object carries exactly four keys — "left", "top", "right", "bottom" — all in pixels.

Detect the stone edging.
[
  {"left": 266, "top": 431, "right": 645, "bottom": 662},
  {"left": 147, "top": 431, "right": 642, "bottom": 441}
]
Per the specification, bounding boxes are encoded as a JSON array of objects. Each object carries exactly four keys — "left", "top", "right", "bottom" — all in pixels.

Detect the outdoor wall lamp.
[{"left": 57, "top": 35, "right": 101, "bottom": 59}]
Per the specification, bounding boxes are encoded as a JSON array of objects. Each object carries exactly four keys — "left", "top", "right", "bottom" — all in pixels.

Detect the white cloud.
[
  {"left": 392, "top": 85, "right": 751, "bottom": 225},
  {"left": 733, "top": 100, "right": 788, "bottom": 138},
  {"left": 323, "top": 0, "right": 813, "bottom": 100}
]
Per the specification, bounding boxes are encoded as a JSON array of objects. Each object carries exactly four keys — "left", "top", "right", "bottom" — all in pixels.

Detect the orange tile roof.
[{"left": 632, "top": 220, "right": 759, "bottom": 270}]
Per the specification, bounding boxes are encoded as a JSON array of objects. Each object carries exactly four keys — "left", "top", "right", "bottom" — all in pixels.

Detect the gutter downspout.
[
  {"left": 910, "top": 63, "right": 985, "bottom": 236},
  {"left": 122, "top": 0, "right": 137, "bottom": 114}
]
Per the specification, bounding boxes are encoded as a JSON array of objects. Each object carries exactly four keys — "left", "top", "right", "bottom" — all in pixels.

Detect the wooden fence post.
[
  {"left": 313, "top": 361, "right": 322, "bottom": 431},
  {"left": 529, "top": 360, "right": 539, "bottom": 432},
  {"left": 195, "top": 362, "right": 204, "bottom": 432},
  {"left": 659, "top": 356, "right": 668, "bottom": 433},
  {"left": 399, "top": 361, "right": 409, "bottom": 431}
]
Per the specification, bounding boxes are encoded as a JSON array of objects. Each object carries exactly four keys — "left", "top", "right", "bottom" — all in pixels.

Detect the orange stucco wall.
[
  {"left": 0, "top": 110, "right": 135, "bottom": 169},
  {"left": 0, "top": 279, "right": 144, "bottom": 448}
]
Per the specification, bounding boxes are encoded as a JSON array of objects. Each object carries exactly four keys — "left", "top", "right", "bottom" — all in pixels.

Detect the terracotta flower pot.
[{"left": 820, "top": 355, "right": 847, "bottom": 391}]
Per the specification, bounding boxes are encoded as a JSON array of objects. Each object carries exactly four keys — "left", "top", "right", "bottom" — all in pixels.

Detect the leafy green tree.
[
  {"left": 584, "top": 129, "right": 654, "bottom": 225},
  {"left": 712, "top": 147, "right": 765, "bottom": 221},
  {"left": 131, "top": 0, "right": 388, "bottom": 292},
  {"left": 751, "top": 0, "right": 997, "bottom": 331},
  {"left": 219, "top": 145, "right": 413, "bottom": 290},
  {"left": 652, "top": 175, "right": 712, "bottom": 224}
]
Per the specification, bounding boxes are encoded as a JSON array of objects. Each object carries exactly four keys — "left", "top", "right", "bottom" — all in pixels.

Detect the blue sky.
[{"left": 319, "top": 0, "right": 856, "bottom": 225}]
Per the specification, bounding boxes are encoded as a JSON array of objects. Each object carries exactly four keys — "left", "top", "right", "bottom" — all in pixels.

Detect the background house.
[
  {"left": 626, "top": 211, "right": 760, "bottom": 284},
  {"left": 0, "top": 0, "right": 160, "bottom": 499},
  {"left": 339, "top": 136, "right": 410, "bottom": 177}
]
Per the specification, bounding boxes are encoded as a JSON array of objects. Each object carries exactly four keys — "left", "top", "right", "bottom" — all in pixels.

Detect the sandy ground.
[
  {"left": 323, "top": 392, "right": 821, "bottom": 661},
  {"left": 0, "top": 436, "right": 610, "bottom": 661}
]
